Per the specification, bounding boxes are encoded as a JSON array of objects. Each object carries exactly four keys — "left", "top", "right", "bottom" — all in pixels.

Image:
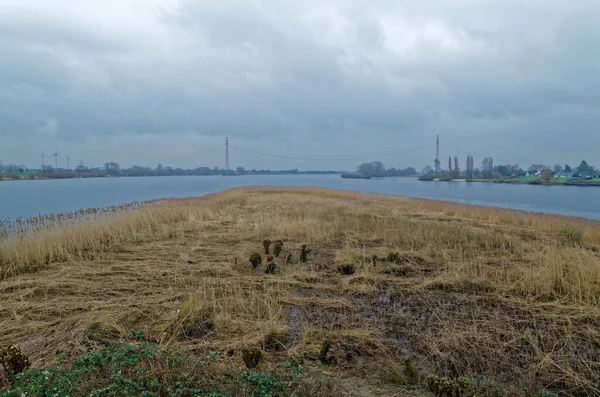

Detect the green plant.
[
  {"left": 286, "top": 253, "right": 293, "bottom": 264},
  {"left": 319, "top": 340, "right": 335, "bottom": 366},
  {"left": 241, "top": 347, "right": 262, "bottom": 369},
  {"left": 249, "top": 253, "right": 262, "bottom": 268},
  {"left": 263, "top": 240, "right": 272, "bottom": 255},
  {"left": 265, "top": 260, "right": 278, "bottom": 275},
  {"left": 427, "top": 375, "right": 477, "bottom": 397},
  {"left": 273, "top": 240, "right": 284, "bottom": 258},
  {"left": 557, "top": 224, "right": 584, "bottom": 244},
  {"left": 1, "top": 341, "right": 321, "bottom": 397},
  {"left": 337, "top": 264, "right": 356, "bottom": 275}
]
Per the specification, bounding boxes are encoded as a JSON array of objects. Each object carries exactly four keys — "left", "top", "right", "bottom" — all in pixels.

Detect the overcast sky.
[{"left": 1, "top": 0, "right": 599, "bottom": 170}]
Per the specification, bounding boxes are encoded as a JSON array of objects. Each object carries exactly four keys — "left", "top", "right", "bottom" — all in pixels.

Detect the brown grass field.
[{"left": 1, "top": 187, "right": 600, "bottom": 396}]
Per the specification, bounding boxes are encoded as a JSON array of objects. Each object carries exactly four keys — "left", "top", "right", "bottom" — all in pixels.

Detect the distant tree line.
[
  {"left": 355, "top": 161, "right": 417, "bottom": 177},
  {"left": 0, "top": 162, "right": 342, "bottom": 181},
  {"left": 421, "top": 156, "right": 598, "bottom": 181}
]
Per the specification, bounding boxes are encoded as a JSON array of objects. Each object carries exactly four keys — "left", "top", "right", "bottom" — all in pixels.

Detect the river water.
[{"left": 0, "top": 174, "right": 599, "bottom": 220}]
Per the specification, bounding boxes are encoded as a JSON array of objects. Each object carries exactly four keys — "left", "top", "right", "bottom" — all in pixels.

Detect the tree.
[
  {"left": 541, "top": 169, "right": 554, "bottom": 181},
  {"left": 564, "top": 164, "right": 572, "bottom": 173},
  {"left": 357, "top": 161, "right": 385, "bottom": 177},
  {"left": 465, "top": 155, "right": 474, "bottom": 180},
  {"left": 75, "top": 165, "right": 87, "bottom": 174},
  {"left": 423, "top": 165, "right": 433, "bottom": 175},
  {"left": 481, "top": 157, "right": 494, "bottom": 178},
  {"left": 577, "top": 160, "right": 592, "bottom": 178},
  {"left": 553, "top": 164, "right": 563, "bottom": 173},
  {"left": 453, "top": 156, "right": 459, "bottom": 179},
  {"left": 448, "top": 157, "right": 452, "bottom": 175},
  {"left": 236, "top": 167, "right": 246, "bottom": 175},
  {"left": 156, "top": 164, "right": 163, "bottom": 175},
  {"left": 104, "top": 162, "right": 120, "bottom": 175}
]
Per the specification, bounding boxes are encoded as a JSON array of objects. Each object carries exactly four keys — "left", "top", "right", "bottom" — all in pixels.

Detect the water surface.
[{"left": 0, "top": 175, "right": 598, "bottom": 220}]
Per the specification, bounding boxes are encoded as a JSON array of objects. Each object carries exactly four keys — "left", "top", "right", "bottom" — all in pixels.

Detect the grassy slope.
[{"left": 1, "top": 187, "right": 600, "bottom": 396}]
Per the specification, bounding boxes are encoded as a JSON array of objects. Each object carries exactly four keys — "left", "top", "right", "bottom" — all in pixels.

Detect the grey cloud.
[{"left": 0, "top": 0, "right": 599, "bottom": 170}]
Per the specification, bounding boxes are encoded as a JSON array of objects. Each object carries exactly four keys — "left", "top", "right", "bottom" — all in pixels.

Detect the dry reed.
[{"left": 1, "top": 187, "right": 600, "bottom": 395}]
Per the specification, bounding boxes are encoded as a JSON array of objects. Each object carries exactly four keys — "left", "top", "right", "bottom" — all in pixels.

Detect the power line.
[
  {"left": 440, "top": 144, "right": 536, "bottom": 166},
  {"left": 229, "top": 144, "right": 436, "bottom": 162},
  {"left": 230, "top": 142, "right": 436, "bottom": 160},
  {"left": 129, "top": 148, "right": 220, "bottom": 169}
]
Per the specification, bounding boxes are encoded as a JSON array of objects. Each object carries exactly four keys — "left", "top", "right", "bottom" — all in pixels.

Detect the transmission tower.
[
  {"left": 435, "top": 135, "right": 440, "bottom": 175},
  {"left": 225, "top": 137, "right": 230, "bottom": 170},
  {"left": 41, "top": 151, "right": 48, "bottom": 167}
]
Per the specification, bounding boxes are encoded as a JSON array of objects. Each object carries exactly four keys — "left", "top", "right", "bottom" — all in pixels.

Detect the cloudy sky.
[{"left": 1, "top": 0, "right": 599, "bottom": 171}]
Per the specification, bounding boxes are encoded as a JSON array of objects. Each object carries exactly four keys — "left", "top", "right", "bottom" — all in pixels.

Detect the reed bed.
[{"left": 1, "top": 187, "right": 600, "bottom": 396}]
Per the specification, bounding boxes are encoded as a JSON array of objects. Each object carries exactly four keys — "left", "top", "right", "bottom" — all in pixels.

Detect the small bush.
[
  {"left": 273, "top": 240, "right": 284, "bottom": 258},
  {"left": 249, "top": 253, "right": 262, "bottom": 268},
  {"left": 286, "top": 254, "right": 293, "bottom": 264},
  {"left": 0, "top": 345, "right": 30, "bottom": 377},
  {"left": 427, "top": 375, "right": 476, "bottom": 397},
  {"left": 241, "top": 346, "right": 262, "bottom": 369},
  {"left": 337, "top": 264, "right": 356, "bottom": 275},
  {"left": 557, "top": 224, "right": 584, "bottom": 244},
  {"left": 300, "top": 245, "right": 312, "bottom": 263},
  {"left": 166, "top": 294, "right": 214, "bottom": 340},
  {"left": 263, "top": 240, "right": 272, "bottom": 255},
  {"left": 265, "top": 261, "right": 278, "bottom": 275}
]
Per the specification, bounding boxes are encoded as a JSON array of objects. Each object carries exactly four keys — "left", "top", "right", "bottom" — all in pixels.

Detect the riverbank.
[
  {"left": 1, "top": 187, "right": 600, "bottom": 396},
  {"left": 420, "top": 177, "right": 600, "bottom": 186}
]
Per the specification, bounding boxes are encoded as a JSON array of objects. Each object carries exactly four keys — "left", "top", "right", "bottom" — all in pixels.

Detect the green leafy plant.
[
  {"left": 265, "top": 258, "right": 277, "bottom": 275},
  {"left": 249, "top": 253, "right": 262, "bottom": 268},
  {"left": 427, "top": 375, "right": 477, "bottom": 397}
]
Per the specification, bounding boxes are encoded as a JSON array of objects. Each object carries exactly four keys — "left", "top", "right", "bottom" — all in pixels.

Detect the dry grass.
[{"left": 1, "top": 187, "right": 600, "bottom": 396}]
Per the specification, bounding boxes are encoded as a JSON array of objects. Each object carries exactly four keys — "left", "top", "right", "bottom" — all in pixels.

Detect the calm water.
[{"left": 0, "top": 175, "right": 599, "bottom": 220}]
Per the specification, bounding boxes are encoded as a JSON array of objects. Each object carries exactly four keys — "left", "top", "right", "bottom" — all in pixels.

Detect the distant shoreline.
[
  {"left": 0, "top": 172, "right": 344, "bottom": 182},
  {"left": 419, "top": 177, "right": 600, "bottom": 187}
]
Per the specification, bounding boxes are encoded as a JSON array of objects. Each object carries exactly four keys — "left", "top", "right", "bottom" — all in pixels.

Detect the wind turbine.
[
  {"left": 53, "top": 148, "right": 61, "bottom": 169},
  {"left": 65, "top": 155, "right": 71, "bottom": 170}
]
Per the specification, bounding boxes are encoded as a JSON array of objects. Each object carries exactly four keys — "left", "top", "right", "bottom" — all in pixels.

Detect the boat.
[{"left": 341, "top": 173, "right": 371, "bottom": 179}]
